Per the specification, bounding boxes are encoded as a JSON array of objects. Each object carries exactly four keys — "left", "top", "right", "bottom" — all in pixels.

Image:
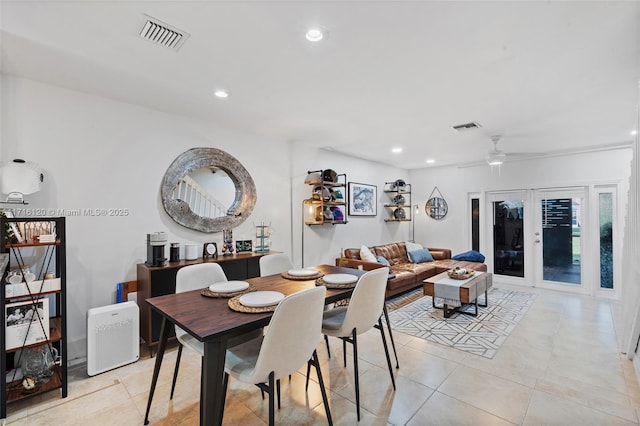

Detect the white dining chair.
[
  {"left": 311, "top": 267, "right": 395, "bottom": 421},
  {"left": 259, "top": 253, "right": 294, "bottom": 277},
  {"left": 169, "top": 262, "right": 261, "bottom": 400},
  {"left": 222, "top": 286, "right": 332, "bottom": 426}
]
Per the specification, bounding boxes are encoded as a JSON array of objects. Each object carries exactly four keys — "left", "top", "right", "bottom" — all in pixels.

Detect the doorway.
[{"left": 534, "top": 188, "right": 586, "bottom": 293}]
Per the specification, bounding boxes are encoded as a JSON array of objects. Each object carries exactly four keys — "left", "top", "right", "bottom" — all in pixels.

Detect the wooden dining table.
[{"left": 143, "top": 264, "right": 366, "bottom": 426}]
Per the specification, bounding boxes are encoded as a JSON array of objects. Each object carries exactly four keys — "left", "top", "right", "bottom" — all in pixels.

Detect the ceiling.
[{"left": 1, "top": 1, "right": 639, "bottom": 169}]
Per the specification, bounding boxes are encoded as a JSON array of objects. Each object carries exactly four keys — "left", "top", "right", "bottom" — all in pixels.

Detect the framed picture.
[
  {"left": 5, "top": 298, "right": 50, "bottom": 350},
  {"left": 348, "top": 182, "right": 377, "bottom": 216},
  {"left": 235, "top": 240, "right": 253, "bottom": 253}
]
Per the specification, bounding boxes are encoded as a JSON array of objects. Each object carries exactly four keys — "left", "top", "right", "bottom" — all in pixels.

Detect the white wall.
[
  {"left": 409, "top": 149, "right": 632, "bottom": 258},
  {"left": 0, "top": 76, "right": 292, "bottom": 360},
  {"left": 291, "top": 144, "right": 410, "bottom": 267},
  {"left": 2, "top": 75, "right": 633, "bottom": 362}
]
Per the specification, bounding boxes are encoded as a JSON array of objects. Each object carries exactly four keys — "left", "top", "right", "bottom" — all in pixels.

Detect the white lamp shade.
[{"left": 0, "top": 160, "right": 44, "bottom": 195}]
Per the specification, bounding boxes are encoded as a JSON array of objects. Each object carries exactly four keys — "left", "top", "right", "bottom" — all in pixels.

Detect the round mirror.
[
  {"left": 425, "top": 197, "right": 448, "bottom": 220},
  {"left": 161, "top": 148, "right": 256, "bottom": 232}
]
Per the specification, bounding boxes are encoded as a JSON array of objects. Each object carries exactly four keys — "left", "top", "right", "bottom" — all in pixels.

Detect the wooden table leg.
[
  {"left": 201, "top": 338, "right": 228, "bottom": 425},
  {"left": 144, "top": 317, "right": 169, "bottom": 425}
]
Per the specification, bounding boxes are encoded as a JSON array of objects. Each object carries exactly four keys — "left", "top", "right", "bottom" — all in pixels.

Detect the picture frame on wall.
[{"left": 348, "top": 182, "right": 377, "bottom": 216}]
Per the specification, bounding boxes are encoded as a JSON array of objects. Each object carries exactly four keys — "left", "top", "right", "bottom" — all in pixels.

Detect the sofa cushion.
[
  {"left": 343, "top": 248, "right": 361, "bottom": 260},
  {"left": 452, "top": 250, "right": 486, "bottom": 262},
  {"left": 360, "top": 245, "right": 377, "bottom": 262},
  {"left": 386, "top": 268, "right": 419, "bottom": 291},
  {"left": 408, "top": 248, "right": 434, "bottom": 263},
  {"left": 432, "top": 259, "right": 488, "bottom": 273},
  {"left": 405, "top": 241, "right": 423, "bottom": 252},
  {"left": 376, "top": 255, "right": 391, "bottom": 266},
  {"left": 373, "top": 243, "right": 409, "bottom": 265},
  {"left": 394, "top": 262, "right": 437, "bottom": 282}
]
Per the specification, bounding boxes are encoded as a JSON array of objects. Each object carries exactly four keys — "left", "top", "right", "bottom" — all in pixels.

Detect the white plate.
[
  {"left": 239, "top": 291, "right": 285, "bottom": 308},
  {"left": 322, "top": 274, "right": 359, "bottom": 285},
  {"left": 209, "top": 281, "right": 250, "bottom": 293},
  {"left": 287, "top": 268, "right": 318, "bottom": 277}
]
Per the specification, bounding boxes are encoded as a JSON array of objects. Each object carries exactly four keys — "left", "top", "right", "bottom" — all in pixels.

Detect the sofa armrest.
[
  {"left": 335, "top": 257, "right": 384, "bottom": 271},
  {"left": 427, "top": 248, "right": 451, "bottom": 260}
]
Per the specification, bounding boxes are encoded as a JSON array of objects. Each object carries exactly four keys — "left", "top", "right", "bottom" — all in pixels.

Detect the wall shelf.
[
  {"left": 1, "top": 217, "right": 67, "bottom": 420},
  {"left": 383, "top": 181, "right": 412, "bottom": 223},
  {"left": 303, "top": 170, "right": 348, "bottom": 225}
]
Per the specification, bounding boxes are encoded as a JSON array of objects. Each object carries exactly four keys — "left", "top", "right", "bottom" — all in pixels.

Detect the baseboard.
[{"left": 633, "top": 352, "right": 640, "bottom": 385}]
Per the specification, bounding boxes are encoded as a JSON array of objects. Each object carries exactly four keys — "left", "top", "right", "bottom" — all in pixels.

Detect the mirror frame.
[{"left": 161, "top": 147, "right": 256, "bottom": 233}]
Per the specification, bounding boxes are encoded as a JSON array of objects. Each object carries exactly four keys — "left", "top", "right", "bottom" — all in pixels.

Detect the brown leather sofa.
[{"left": 336, "top": 242, "right": 487, "bottom": 298}]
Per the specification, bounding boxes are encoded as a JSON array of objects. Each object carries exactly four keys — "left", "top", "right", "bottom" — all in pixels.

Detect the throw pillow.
[
  {"left": 405, "top": 241, "right": 423, "bottom": 252},
  {"left": 452, "top": 250, "right": 486, "bottom": 262},
  {"left": 376, "top": 255, "right": 391, "bottom": 266},
  {"left": 360, "top": 245, "right": 377, "bottom": 263},
  {"left": 408, "top": 248, "right": 434, "bottom": 263}
]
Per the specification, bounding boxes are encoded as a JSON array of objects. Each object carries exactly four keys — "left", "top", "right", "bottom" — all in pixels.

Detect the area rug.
[{"left": 386, "top": 287, "right": 535, "bottom": 359}]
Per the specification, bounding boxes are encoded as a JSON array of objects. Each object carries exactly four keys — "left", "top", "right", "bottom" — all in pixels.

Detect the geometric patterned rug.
[{"left": 386, "top": 287, "right": 536, "bottom": 358}]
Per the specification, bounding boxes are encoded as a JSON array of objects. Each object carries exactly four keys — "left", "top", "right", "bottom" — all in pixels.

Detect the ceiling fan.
[
  {"left": 485, "top": 135, "right": 538, "bottom": 167},
  {"left": 485, "top": 135, "right": 506, "bottom": 166}
]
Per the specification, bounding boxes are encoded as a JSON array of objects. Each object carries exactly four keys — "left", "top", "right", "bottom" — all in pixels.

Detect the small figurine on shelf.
[{"left": 222, "top": 229, "right": 234, "bottom": 256}]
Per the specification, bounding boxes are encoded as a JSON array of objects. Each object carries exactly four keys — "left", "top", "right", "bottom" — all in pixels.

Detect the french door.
[
  {"left": 534, "top": 188, "right": 587, "bottom": 294},
  {"left": 487, "top": 186, "right": 617, "bottom": 296}
]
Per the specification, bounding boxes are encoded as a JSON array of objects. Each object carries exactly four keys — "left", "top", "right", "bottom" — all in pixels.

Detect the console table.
[{"left": 136, "top": 251, "right": 274, "bottom": 354}]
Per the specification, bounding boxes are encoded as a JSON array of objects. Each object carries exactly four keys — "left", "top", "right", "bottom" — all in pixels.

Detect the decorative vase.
[{"left": 222, "top": 229, "right": 234, "bottom": 256}]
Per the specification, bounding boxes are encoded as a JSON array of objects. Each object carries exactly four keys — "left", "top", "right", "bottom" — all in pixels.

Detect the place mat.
[
  {"left": 201, "top": 285, "right": 256, "bottom": 298},
  {"left": 228, "top": 295, "right": 278, "bottom": 313},
  {"left": 315, "top": 277, "right": 357, "bottom": 289},
  {"left": 281, "top": 271, "right": 323, "bottom": 280}
]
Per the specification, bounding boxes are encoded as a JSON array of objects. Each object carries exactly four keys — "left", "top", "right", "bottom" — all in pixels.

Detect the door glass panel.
[
  {"left": 472, "top": 198, "right": 480, "bottom": 252},
  {"left": 493, "top": 200, "right": 524, "bottom": 277},
  {"left": 599, "top": 193, "right": 614, "bottom": 289},
  {"left": 541, "top": 198, "right": 581, "bottom": 284}
]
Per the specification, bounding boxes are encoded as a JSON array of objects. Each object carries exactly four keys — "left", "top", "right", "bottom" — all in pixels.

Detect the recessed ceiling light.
[
  {"left": 632, "top": 130, "right": 638, "bottom": 136},
  {"left": 213, "top": 89, "right": 229, "bottom": 98},
  {"left": 426, "top": 159, "right": 435, "bottom": 164},
  {"left": 305, "top": 27, "right": 325, "bottom": 42},
  {"left": 392, "top": 147, "right": 403, "bottom": 154}
]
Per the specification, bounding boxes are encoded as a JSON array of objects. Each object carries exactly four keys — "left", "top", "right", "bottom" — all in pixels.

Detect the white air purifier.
[{"left": 87, "top": 301, "right": 140, "bottom": 376}]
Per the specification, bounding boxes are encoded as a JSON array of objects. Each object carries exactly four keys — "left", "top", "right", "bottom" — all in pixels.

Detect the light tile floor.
[{"left": 5, "top": 284, "right": 640, "bottom": 425}]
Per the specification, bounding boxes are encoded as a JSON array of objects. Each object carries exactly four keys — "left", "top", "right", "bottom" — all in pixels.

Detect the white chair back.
[
  {"left": 175, "top": 263, "right": 228, "bottom": 336},
  {"left": 250, "top": 286, "right": 326, "bottom": 382},
  {"left": 259, "top": 253, "right": 294, "bottom": 277},
  {"left": 175, "top": 263, "right": 227, "bottom": 294},
  {"left": 341, "top": 267, "right": 389, "bottom": 335}
]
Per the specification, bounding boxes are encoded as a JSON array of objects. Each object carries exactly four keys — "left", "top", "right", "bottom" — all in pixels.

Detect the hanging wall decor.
[{"left": 425, "top": 186, "right": 448, "bottom": 220}]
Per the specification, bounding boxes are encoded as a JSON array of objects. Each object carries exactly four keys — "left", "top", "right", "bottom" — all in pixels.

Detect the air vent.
[
  {"left": 451, "top": 122, "right": 482, "bottom": 132},
  {"left": 139, "top": 15, "right": 189, "bottom": 50}
]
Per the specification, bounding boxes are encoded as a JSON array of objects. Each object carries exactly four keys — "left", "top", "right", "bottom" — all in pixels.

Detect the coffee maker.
[{"left": 146, "top": 232, "right": 167, "bottom": 267}]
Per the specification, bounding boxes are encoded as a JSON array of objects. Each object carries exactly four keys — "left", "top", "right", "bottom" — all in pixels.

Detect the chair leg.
[
  {"left": 343, "top": 339, "right": 347, "bottom": 368},
  {"left": 268, "top": 372, "right": 275, "bottom": 426},
  {"left": 305, "top": 359, "right": 312, "bottom": 391},
  {"left": 170, "top": 343, "right": 183, "bottom": 400},
  {"left": 312, "top": 350, "right": 333, "bottom": 426},
  {"left": 383, "top": 304, "right": 400, "bottom": 368},
  {"left": 276, "top": 379, "right": 281, "bottom": 410},
  {"left": 377, "top": 317, "right": 396, "bottom": 390},
  {"left": 351, "top": 329, "right": 361, "bottom": 421},
  {"left": 324, "top": 334, "right": 331, "bottom": 359}
]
